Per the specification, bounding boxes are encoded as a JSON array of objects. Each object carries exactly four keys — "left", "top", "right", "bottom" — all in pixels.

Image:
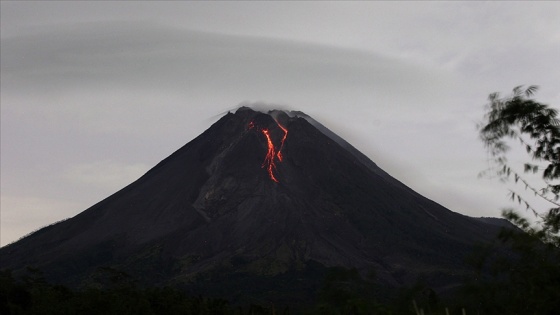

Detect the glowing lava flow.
[
  {"left": 275, "top": 122, "right": 288, "bottom": 162},
  {"left": 261, "top": 129, "right": 279, "bottom": 182},
  {"left": 248, "top": 119, "right": 288, "bottom": 182}
]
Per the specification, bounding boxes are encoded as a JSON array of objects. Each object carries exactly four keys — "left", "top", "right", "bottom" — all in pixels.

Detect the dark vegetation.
[
  {"left": 4, "top": 258, "right": 557, "bottom": 314},
  {"left": 462, "top": 85, "right": 560, "bottom": 314},
  {"left": 1, "top": 267, "right": 241, "bottom": 315},
  {"left": 0, "top": 266, "right": 475, "bottom": 315}
]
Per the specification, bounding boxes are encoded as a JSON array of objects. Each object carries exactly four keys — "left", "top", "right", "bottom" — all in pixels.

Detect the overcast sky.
[{"left": 1, "top": 1, "right": 559, "bottom": 246}]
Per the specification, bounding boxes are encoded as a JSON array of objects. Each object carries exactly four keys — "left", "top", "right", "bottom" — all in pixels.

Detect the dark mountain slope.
[{"left": 1, "top": 107, "right": 504, "bottom": 301}]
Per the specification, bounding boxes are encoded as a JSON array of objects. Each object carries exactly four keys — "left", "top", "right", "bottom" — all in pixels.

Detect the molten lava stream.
[
  {"left": 261, "top": 129, "right": 279, "bottom": 183},
  {"left": 249, "top": 119, "right": 288, "bottom": 183},
  {"left": 275, "top": 121, "right": 288, "bottom": 161}
]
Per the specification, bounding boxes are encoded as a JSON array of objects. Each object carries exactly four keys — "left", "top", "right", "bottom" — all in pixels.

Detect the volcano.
[{"left": 0, "top": 107, "right": 505, "bottom": 303}]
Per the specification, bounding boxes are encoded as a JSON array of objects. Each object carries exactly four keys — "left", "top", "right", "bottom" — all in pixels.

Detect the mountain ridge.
[{"left": 0, "top": 107, "right": 506, "bottom": 302}]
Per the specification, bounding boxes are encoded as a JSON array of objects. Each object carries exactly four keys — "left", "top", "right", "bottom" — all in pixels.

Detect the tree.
[
  {"left": 466, "top": 85, "right": 560, "bottom": 314},
  {"left": 478, "top": 85, "right": 560, "bottom": 245}
]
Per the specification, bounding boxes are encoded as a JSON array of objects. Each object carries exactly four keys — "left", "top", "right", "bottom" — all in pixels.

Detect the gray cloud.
[{"left": 2, "top": 22, "right": 450, "bottom": 96}]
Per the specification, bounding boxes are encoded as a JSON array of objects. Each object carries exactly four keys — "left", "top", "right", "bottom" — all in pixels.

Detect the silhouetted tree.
[
  {"left": 478, "top": 85, "right": 559, "bottom": 245},
  {"left": 466, "top": 85, "right": 560, "bottom": 314}
]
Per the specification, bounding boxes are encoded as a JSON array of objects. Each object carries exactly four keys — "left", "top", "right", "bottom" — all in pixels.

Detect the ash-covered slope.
[{"left": 0, "top": 107, "right": 503, "bottom": 299}]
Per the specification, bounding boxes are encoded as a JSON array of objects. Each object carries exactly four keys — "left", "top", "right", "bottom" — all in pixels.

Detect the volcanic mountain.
[{"left": 0, "top": 107, "right": 504, "bottom": 302}]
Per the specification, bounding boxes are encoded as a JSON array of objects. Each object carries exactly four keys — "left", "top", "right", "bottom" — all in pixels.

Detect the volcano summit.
[{"left": 0, "top": 107, "right": 504, "bottom": 303}]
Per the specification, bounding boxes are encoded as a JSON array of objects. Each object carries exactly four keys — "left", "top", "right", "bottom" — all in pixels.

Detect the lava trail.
[{"left": 248, "top": 119, "right": 288, "bottom": 182}]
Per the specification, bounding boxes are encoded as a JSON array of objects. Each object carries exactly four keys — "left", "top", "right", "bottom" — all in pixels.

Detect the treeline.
[
  {"left": 5, "top": 248, "right": 558, "bottom": 315},
  {"left": 0, "top": 266, "right": 453, "bottom": 315},
  {"left": 2, "top": 229, "right": 559, "bottom": 315},
  {"left": 0, "top": 268, "right": 276, "bottom": 315}
]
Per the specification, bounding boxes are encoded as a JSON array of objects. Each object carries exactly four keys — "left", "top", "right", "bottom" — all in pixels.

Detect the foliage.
[
  {"left": 478, "top": 85, "right": 560, "bottom": 245},
  {"left": 0, "top": 268, "right": 251, "bottom": 315},
  {"left": 308, "top": 267, "right": 391, "bottom": 315},
  {"left": 0, "top": 266, "right": 433, "bottom": 315},
  {"left": 462, "top": 229, "right": 560, "bottom": 314},
  {"left": 466, "top": 85, "right": 560, "bottom": 314}
]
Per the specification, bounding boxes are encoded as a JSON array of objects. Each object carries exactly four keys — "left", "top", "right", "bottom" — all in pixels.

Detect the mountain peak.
[{"left": 0, "top": 107, "right": 505, "bottom": 303}]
